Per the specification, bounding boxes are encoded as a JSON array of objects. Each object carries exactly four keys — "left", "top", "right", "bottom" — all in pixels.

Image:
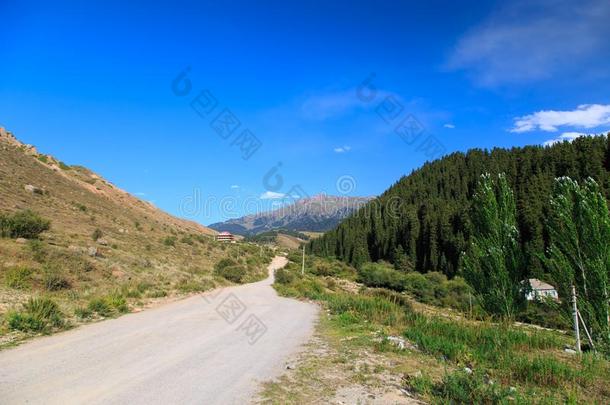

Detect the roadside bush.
[
  {"left": 326, "top": 292, "right": 406, "bottom": 327},
  {"left": 105, "top": 293, "right": 129, "bottom": 313},
  {"left": 6, "top": 297, "right": 64, "bottom": 333},
  {"left": 275, "top": 267, "right": 295, "bottom": 284},
  {"left": 216, "top": 265, "right": 246, "bottom": 283},
  {"left": 3, "top": 266, "right": 33, "bottom": 289},
  {"left": 0, "top": 210, "right": 51, "bottom": 239},
  {"left": 87, "top": 298, "right": 113, "bottom": 317},
  {"left": 214, "top": 258, "right": 237, "bottom": 273},
  {"left": 147, "top": 289, "right": 168, "bottom": 298},
  {"left": 74, "top": 306, "right": 93, "bottom": 319},
  {"left": 310, "top": 262, "right": 341, "bottom": 277},
  {"left": 87, "top": 293, "right": 128, "bottom": 317},
  {"left": 357, "top": 262, "right": 406, "bottom": 291},
  {"left": 176, "top": 279, "right": 212, "bottom": 293}
]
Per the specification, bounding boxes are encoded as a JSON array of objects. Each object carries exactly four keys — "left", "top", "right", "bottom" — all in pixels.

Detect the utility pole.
[
  {"left": 572, "top": 284, "right": 581, "bottom": 353},
  {"left": 301, "top": 244, "right": 305, "bottom": 276}
]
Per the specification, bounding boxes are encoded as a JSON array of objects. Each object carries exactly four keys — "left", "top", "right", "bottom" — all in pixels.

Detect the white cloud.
[
  {"left": 301, "top": 91, "right": 362, "bottom": 120},
  {"left": 334, "top": 145, "right": 352, "bottom": 153},
  {"left": 260, "top": 191, "right": 286, "bottom": 200},
  {"left": 511, "top": 104, "right": 610, "bottom": 133},
  {"left": 443, "top": 123, "right": 455, "bottom": 129},
  {"left": 230, "top": 185, "right": 240, "bottom": 189},
  {"left": 543, "top": 132, "right": 588, "bottom": 146},
  {"left": 447, "top": 0, "right": 610, "bottom": 86},
  {"left": 300, "top": 88, "right": 397, "bottom": 120}
]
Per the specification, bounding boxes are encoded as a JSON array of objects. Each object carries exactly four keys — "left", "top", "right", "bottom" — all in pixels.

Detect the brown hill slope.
[
  {"left": 0, "top": 127, "right": 213, "bottom": 239},
  {"left": 0, "top": 127, "right": 273, "bottom": 345}
]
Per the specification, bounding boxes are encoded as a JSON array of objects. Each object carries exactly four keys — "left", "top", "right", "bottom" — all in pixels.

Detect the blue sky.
[{"left": 2, "top": 0, "right": 610, "bottom": 225}]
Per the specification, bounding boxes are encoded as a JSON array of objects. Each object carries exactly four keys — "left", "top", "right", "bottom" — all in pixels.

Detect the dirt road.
[{"left": 0, "top": 256, "right": 318, "bottom": 404}]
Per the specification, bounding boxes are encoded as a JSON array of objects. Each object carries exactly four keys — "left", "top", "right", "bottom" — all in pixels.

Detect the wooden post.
[
  {"left": 577, "top": 310, "right": 595, "bottom": 352},
  {"left": 572, "top": 285, "right": 581, "bottom": 353}
]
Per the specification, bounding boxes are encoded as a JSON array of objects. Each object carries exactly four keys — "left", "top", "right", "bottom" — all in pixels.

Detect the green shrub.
[
  {"left": 180, "top": 235, "right": 194, "bottom": 245},
  {"left": 3, "top": 266, "right": 33, "bottom": 289},
  {"left": 27, "top": 239, "right": 47, "bottom": 262},
  {"left": 442, "top": 276, "right": 473, "bottom": 311},
  {"left": 358, "top": 262, "right": 406, "bottom": 291},
  {"left": 403, "top": 313, "right": 562, "bottom": 364},
  {"left": 327, "top": 292, "right": 406, "bottom": 327},
  {"left": 147, "top": 289, "right": 167, "bottom": 298},
  {"left": 405, "top": 373, "right": 434, "bottom": 396},
  {"left": 7, "top": 312, "right": 45, "bottom": 332},
  {"left": 192, "top": 234, "right": 207, "bottom": 244},
  {"left": 87, "top": 298, "right": 113, "bottom": 317},
  {"left": 42, "top": 266, "right": 71, "bottom": 291},
  {"left": 214, "top": 258, "right": 237, "bottom": 272},
  {"left": 310, "top": 262, "right": 341, "bottom": 277},
  {"left": 74, "top": 306, "right": 93, "bottom": 319},
  {"left": 403, "top": 272, "right": 434, "bottom": 302},
  {"left": 369, "top": 288, "right": 414, "bottom": 312},
  {"left": 275, "top": 267, "right": 295, "bottom": 284},
  {"left": 217, "top": 265, "right": 246, "bottom": 283},
  {"left": 162, "top": 236, "right": 177, "bottom": 247},
  {"left": 517, "top": 299, "right": 571, "bottom": 331},
  {"left": 176, "top": 279, "right": 212, "bottom": 293},
  {"left": 87, "top": 294, "right": 128, "bottom": 317},
  {"left": 105, "top": 293, "right": 129, "bottom": 313},
  {"left": 6, "top": 297, "right": 64, "bottom": 333},
  {"left": 435, "top": 370, "right": 514, "bottom": 403},
  {"left": 0, "top": 210, "right": 51, "bottom": 239},
  {"left": 92, "top": 228, "right": 103, "bottom": 241},
  {"left": 402, "top": 272, "right": 475, "bottom": 312},
  {"left": 508, "top": 355, "right": 577, "bottom": 387}
]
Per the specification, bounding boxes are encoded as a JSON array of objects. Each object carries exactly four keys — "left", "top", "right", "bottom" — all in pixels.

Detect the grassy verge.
[{"left": 265, "top": 256, "right": 610, "bottom": 404}]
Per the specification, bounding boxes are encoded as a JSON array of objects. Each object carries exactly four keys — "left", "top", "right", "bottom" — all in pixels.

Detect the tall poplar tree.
[
  {"left": 461, "top": 173, "right": 524, "bottom": 318},
  {"left": 546, "top": 177, "right": 610, "bottom": 342}
]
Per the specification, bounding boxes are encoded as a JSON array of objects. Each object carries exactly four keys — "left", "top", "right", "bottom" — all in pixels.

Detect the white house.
[
  {"left": 215, "top": 231, "right": 236, "bottom": 243},
  {"left": 525, "top": 278, "right": 559, "bottom": 301}
]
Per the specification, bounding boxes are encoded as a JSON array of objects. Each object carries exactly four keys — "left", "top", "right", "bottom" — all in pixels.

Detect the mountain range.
[{"left": 209, "top": 194, "right": 373, "bottom": 235}]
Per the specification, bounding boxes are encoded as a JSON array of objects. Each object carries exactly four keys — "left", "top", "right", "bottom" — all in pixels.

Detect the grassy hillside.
[{"left": 0, "top": 127, "right": 274, "bottom": 345}]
